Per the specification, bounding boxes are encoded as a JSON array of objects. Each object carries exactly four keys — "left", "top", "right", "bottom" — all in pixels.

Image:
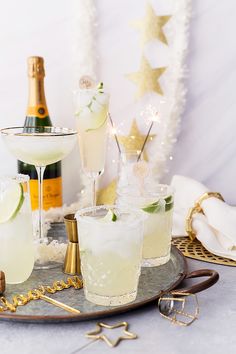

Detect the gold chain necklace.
[{"left": 0, "top": 276, "right": 83, "bottom": 313}]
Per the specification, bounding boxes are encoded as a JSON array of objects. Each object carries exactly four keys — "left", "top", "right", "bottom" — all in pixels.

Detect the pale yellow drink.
[
  {"left": 76, "top": 106, "right": 108, "bottom": 174},
  {"left": 76, "top": 206, "right": 144, "bottom": 306},
  {"left": 0, "top": 175, "right": 34, "bottom": 284},
  {"left": 2, "top": 130, "right": 77, "bottom": 167},
  {"left": 142, "top": 207, "right": 173, "bottom": 266},
  {"left": 117, "top": 185, "right": 174, "bottom": 267},
  {"left": 75, "top": 87, "right": 109, "bottom": 176},
  {"left": 80, "top": 248, "right": 142, "bottom": 298}
]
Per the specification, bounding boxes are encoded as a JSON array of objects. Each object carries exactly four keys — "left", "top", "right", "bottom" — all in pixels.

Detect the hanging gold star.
[
  {"left": 118, "top": 119, "right": 156, "bottom": 161},
  {"left": 132, "top": 3, "right": 171, "bottom": 45},
  {"left": 126, "top": 56, "right": 166, "bottom": 99},
  {"left": 97, "top": 179, "right": 117, "bottom": 205}
]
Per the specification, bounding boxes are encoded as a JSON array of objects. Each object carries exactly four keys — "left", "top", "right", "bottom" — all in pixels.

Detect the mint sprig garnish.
[
  {"left": 112, "top": 212, "right": 117, "bottom": 222},
  {"left": 164, "top": 195, "right": 172, "bottom": 204},
  {"left": 97, "top": 82, "right": 104, "bottom": 93},
  {"left": 75, "top": 82, "right": 105, "bottom": 117}
]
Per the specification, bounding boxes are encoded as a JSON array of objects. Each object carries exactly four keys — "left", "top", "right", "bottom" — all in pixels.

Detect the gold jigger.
[{"left": 63, "top": 214, "right": 81, "bottom": 275}]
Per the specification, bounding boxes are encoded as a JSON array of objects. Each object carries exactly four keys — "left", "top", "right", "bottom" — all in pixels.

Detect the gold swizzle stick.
[{"left": 39, "top": 294, "right": 81, "bottom": 315}]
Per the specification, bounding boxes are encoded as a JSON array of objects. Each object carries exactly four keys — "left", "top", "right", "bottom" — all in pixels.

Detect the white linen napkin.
[{"left": 171, "top": 175, "right": 236, "bottom": 261}]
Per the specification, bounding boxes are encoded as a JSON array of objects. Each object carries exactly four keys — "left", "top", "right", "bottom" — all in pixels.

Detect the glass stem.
[
  {"left": 92, "top": 178, "right": 97, "bottom": 207},
  {"left": 35, "top": 166, "right": 46, "bottom": 241}
]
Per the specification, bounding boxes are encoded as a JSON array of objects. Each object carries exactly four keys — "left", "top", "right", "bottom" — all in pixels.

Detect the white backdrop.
[{"left": 0, "top": 0, "right": 235, "bottom": 204}]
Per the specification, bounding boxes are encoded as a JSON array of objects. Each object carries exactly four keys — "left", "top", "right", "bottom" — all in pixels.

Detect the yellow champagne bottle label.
[
  {"left": 29, "top": 177, "right": 63, "bottom": 211},
  {"left": 18, "top": 56, "right": 63, "bottom": 211},
  {"left": 26, "top": 104, "right": 49, "bottom": 118}
]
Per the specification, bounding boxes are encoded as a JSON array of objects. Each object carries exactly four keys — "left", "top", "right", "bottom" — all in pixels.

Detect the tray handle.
[
  {"left": 0, "top": 271, "right": 6, "bottom": 295},
  {"left": 176, "top": 269, "right": 219, "bottom": 294}
]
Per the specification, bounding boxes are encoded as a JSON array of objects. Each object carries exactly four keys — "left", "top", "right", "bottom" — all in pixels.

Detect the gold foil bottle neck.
[{"left": 28, "top": 56, "right": 45, "bottom": 78}]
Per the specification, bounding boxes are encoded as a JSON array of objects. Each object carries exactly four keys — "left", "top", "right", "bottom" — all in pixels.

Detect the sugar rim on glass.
[
  {"left": 0, "top": 174, "right": 29, "bottom": 184},
  {"left": 0, "top": 174, "right": 30, "bottom": 199},
  {"left": 117, "top": 184, "right": 174, "bottom": 201},
  {"left": 75, "top": 204, "right": 146, "bottom": 227},
  {"left": 0, "top": 126, "right": 78, "bottom": 137}
]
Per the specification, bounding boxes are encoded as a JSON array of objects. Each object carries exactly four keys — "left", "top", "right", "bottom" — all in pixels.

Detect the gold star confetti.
[
  {"left": 126, "top": 56, "right": 166, "bottom": 99},
  {"left": 118, "top": 119, "right": 156, "bottom": 161},
  {"left": 132, "top": 3, "right": 171, "bottom": 46},
  {"left": 97, "top": 179, "right": 117, "bottom": 205},
  {"left": 86, "top": 321, "right": 138, "bottom": 348}
]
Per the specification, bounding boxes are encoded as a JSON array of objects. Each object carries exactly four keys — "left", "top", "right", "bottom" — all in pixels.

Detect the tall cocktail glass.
[
  {"left": 1, "top": 126, "right": 78, "bottom": 269},
  {"left": 74, "top": 85, "right": 109, "bottom": 206},
  {"left": 0, "top": 174, "right": 34, "bottom": 283}
]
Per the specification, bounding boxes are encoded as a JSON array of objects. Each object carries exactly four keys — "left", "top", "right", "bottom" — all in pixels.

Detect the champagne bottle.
[{"left": 17, "top": 56, "right": 62, "bottom": 210}]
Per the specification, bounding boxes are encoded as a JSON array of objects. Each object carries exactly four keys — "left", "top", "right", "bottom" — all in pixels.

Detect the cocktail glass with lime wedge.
[
  {"left": 75, "top": 205, "right": 145, "bottom": 306},
  {"left": 0, "top": 175, "right": 34, "bottom": 284},
  {"left": 117, "top": 184, "right": 174, "bottom": 267},
  {"left": 74, "top": 83, "right": 109, "bottom": 206}
]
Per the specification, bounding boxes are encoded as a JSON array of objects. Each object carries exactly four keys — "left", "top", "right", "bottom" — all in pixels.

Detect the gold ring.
[
  {"left": 195, "top": 192, "right": 224, "bottom": 207},
  {"left": 185, "top": 192, "right": 224, "bottom": 241}
]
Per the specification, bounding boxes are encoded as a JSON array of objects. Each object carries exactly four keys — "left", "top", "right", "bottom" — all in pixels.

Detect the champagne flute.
[
  {"left": 1, "top": 126, "right": 78, "bottom": 269},
  {"left": 74, "top": 83, "right": 109, "bottom": 206}
]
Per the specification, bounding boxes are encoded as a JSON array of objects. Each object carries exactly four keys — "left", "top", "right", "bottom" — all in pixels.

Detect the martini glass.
[
  {"left": 74, "top": 85, "right": 109, "bottom": 206},
  {"left": 1, "top": 126, "right": 78, "bottom": 269}
]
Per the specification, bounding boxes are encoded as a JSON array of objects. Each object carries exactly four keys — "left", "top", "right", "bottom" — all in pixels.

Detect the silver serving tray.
[{"left": 0, "top": 244, "right": 186, "bottom": 323}]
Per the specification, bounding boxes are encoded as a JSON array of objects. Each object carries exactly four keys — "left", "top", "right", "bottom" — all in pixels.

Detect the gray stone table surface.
[{"left": 0, "top": 259, "right": 235, "bottom": 354}]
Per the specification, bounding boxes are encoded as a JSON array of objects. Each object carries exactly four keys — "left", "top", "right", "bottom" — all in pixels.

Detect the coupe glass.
[
  {"left": 1, "top": 126, "right": 78, "bottom": 269},
  {"left": 74, "top": 87, "right": 109, "bottom": 206}
]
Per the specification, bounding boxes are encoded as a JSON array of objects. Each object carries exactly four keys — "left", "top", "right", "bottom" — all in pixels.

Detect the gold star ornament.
[
  {"left": 118, "top": 119, "right": 156, "bottom": 161},
  {"left": 86, "top": 321, "right": 138, "bottom": 348},
  {"left": 126, "top": 56, "right": 166, "bottom": 99},
  {"left": 132, "top": 3, "right": 171, "bottom": 45}
]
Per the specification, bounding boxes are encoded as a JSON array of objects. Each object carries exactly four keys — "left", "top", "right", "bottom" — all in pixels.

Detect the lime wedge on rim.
[
  {"left": 142, "top": 195, "right": 174, "bottom": 214},
  {"left": 142, "top": 201, "right": 161, "bottom": 213},
  {"left": 0, "top": 180, "right": 24, "bottom": 223},
  {"left": 101, "top": 209, "right": 117, "bottom": 222}
]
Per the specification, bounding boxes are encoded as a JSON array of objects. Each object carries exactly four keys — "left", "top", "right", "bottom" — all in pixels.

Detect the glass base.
[
  {"left": 142, "top": 253, "right": 170, "bottom": 267},
  {"left": 85, "top": 289, "right": 137, "bottom": 306},
  {"left": 6, "top": 278, "right": 32, "bottom": 285},
  {"left": 34, "top": 261, "right": 61, "bottom": 270},
  {"left": 34, "top": 236, "right": 65, "bottom": 270}
]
